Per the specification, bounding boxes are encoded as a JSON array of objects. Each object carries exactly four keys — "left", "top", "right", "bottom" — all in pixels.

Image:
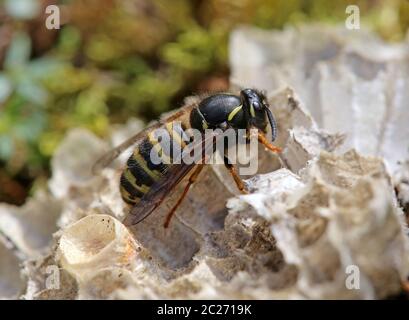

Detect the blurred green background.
[{"left": 0, "top": 0, "right": 408, "bottom": 205}]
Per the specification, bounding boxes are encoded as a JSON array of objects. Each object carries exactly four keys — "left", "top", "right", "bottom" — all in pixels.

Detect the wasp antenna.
[{"left": 264, "top": 106, "right": 277, "bottom": 142}]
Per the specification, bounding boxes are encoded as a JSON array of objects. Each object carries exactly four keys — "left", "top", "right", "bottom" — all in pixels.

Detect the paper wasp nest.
[{"left": 1, "top": 26, "right": 409, "bottom": 299}]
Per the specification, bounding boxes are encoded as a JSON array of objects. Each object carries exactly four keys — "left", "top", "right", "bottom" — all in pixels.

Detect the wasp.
[{"left": 93, "top": 89, "right": 281, "bottom": 228}]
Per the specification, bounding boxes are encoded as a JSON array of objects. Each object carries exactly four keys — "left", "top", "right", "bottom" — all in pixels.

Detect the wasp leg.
[
  {"left": 257, "top": 132, "right": 282, "bottom": 153},
  {"left": 164, "top": 165, "right": 204, "bottom": 228},
  {"left": 223, "top": 156, "right": 248, "bottom": 194}
]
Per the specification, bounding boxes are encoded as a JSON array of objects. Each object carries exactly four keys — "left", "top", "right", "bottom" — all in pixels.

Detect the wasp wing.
[
  {"left": 122, "top": 129, "right": 223, "bottom": 226},
  {"left": 92, "top": 107, "right": 195, "bottom": 174},
  {"left": 122, "top": 163, "right": 196, "bottom": 226},
  {"left": 92, "top": 122, "right": 159, "bottom": 174}
]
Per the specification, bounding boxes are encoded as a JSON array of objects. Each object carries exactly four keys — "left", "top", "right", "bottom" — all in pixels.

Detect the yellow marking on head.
[
  {"left": 227, "top": 105, "right": 242, "bottom": 122},
  {"left": 250, "top": 103, "right": 256, "bottom": 117}
]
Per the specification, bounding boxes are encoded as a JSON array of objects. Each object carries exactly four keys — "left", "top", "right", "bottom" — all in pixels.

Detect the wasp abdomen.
[{"left": 119, "top": 121, "right": 190, "bottom": 205}]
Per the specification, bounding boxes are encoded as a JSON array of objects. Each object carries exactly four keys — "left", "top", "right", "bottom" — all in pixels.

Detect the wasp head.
[{"left": 240, "top": 88, "right": 277, "bottom": 142}]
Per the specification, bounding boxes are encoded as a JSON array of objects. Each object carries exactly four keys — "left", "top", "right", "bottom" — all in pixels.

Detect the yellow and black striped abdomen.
[
  {"left": 120, "top": 137, "right": 169, "bottom": 204},
  {"left": 119, "top": 120, "right": 190, "bottom": 205}
]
